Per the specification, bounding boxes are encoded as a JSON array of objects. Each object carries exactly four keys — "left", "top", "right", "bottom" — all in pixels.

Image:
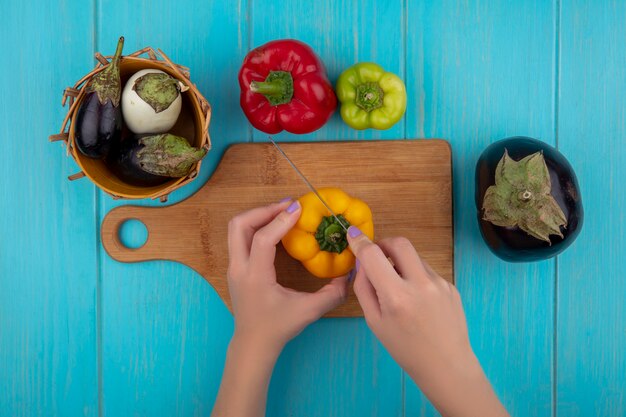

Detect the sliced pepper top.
[
  {"left": 336, "top": 62, "right": 407, "bottom": 130},
  {"left": 281, "top": 187, "right": 374, "bottom": 279}
]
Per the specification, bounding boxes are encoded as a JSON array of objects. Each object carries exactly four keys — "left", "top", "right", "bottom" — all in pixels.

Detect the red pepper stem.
[
  {"left": 250, "top": 81, "right": 284, "bottom": 95},
  {"left": 249, "top": 70, "right": 294, "bottom": 106}
]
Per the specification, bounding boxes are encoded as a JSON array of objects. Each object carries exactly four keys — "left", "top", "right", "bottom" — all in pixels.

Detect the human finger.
[
  {"left": 249, "top": 201, "right": 302, "bottom": 271},
  {"left": 352, "top": 262, "right": 382, "bottom": 322},
  {"left": 301, "top": 275, "right": 349, "bottom": 322},
  {"left": 346, "top": 226, "right": 401, "bottom": 292},
  {"left": 227, "top": 200, "right": 292, "bottom": 264},
  {"left": 377, "top": 237, "right": 431, "bottom": 284},
  {"left": 420, "top": 258, "right": 452, "bottom": 290}
]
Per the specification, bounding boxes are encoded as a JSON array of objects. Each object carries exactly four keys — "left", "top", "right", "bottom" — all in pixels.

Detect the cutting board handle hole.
[{"left": 118, "top": 219, "right": 148, "bottom": 249}]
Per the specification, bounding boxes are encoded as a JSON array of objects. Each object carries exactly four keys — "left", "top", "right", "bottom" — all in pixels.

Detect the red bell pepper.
[{"left": 238, "top": 39, "right": 337, "bottom": 134}]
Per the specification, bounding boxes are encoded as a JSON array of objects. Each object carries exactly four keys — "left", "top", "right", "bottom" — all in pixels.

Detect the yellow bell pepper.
[{"left": 281, "top": 187, "right": 374, "bottom": 278}]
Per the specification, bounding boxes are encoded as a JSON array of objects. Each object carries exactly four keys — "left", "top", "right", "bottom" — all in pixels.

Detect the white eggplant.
[{"left": 121, "top": 69, "right": 186, "bottom": 134}]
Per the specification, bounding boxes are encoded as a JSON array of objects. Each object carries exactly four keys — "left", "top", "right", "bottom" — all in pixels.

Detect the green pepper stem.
[{"left": 355, "top": 82, "right": 384, "bottom": 112}]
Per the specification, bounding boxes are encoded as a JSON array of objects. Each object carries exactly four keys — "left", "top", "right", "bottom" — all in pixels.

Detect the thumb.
[
  {"left": 346, "top": 226, "right": 399, "bottom": 291},
  {"left": 302, "top": 276, "right": 349, "bottom": 321},
  {"left": 346, "top": 225, "right": 373, "bottom": 257}
]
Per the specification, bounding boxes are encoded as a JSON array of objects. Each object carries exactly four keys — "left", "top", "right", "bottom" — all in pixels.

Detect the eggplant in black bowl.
[
  {"left": 475, "top": 136, "right": 583, "bottom": 262},
  {"left": 109, "top": 133, "right": 207, "bottom": 187}
]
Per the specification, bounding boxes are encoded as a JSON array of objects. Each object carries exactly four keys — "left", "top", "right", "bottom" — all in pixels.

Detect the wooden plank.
[
  {"left": 405, "top": 1, "right": 557, "bottom": 415},
  {"left": 250, "top": 1, "right": 406, "bottom": 415},
  {"left": 557, "top": 1, "right": 626, "bottom": 415},
  {"left": 95, "top": 0, "right": 249, "bottom": 415},
  {"left": 0, "top": 1, "right": 98, "bottom": 416},
  {"left": 101, "top": 141, "right": 453, "bottom": 317}
]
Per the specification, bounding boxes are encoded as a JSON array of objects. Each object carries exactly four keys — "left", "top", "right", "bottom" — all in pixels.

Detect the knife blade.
[{"left": 268, "top": 136, "right": 349, "bottom": 233}]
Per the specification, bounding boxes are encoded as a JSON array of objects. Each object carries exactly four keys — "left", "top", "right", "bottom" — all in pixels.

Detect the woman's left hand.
[{"left": 227, "top": 199, "right": 349, "bottom": 354}]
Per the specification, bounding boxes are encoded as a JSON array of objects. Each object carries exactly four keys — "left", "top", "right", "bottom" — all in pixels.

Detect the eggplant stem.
[
  {"left": 112, "top": 36, "right": 125, "bottom": 64},
  {"left": 520, "top": 190, "right": 533, "bottom": 201}
]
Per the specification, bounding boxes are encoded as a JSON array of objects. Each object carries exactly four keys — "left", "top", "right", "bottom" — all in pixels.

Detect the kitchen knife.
[{"left": 268, "top": 136, "right": 349, "bottom": 232}]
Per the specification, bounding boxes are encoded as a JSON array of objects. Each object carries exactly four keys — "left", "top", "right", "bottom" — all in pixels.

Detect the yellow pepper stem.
[{"left": 315, "top": 215, "right": 350, "bottom": 254}]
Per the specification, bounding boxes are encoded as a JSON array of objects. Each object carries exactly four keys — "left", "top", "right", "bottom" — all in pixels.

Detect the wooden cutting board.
[{"left": 101, "top": 140, "right": 453, "bottom": 317}]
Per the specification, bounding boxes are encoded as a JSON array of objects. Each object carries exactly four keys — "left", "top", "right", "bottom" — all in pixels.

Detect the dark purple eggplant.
[
  {"left": 109, "top": 133, "right": 207, "bottom": 187},
  {"left": 74, "top": 37, "right": 124, "bottom": 158},
  {"left": 475, "top": 137, "right": 583, "bottom": 262}
]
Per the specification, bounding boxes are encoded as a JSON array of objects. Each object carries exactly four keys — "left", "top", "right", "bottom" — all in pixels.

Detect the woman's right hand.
[{"left": 346, "top": 226, "right": 509, "bottom": 417}]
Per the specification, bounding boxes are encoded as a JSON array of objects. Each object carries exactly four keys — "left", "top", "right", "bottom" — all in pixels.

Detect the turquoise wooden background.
[{"left": 1, "top": 0, "right": 625, "bottom": 415}]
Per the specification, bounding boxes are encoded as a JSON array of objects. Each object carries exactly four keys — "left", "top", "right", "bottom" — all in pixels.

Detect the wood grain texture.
[
  {"left": 557, "top": 1, "right": 626, "bottom": 415},
  {"left": 101, "top": 141, "right": 453, "bottom": 317},
  {"left": 0, "top": 1, "right": 98, "bottom": 416},
  {"left": 95, "top": 1, "right": 249, "bottom": 415},
  {"left": 405, "top": 1, "right": 558, "bottom": 415}
]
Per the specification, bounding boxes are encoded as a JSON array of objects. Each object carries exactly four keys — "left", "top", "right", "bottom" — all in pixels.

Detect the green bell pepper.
[{"left": 336, "top": 62, "right": 407, "bottom": 130}]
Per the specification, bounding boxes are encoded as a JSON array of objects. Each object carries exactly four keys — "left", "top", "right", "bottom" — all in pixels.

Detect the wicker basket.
[{"left": 50, "top": 46, "right": 212, "bottom": 202}]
